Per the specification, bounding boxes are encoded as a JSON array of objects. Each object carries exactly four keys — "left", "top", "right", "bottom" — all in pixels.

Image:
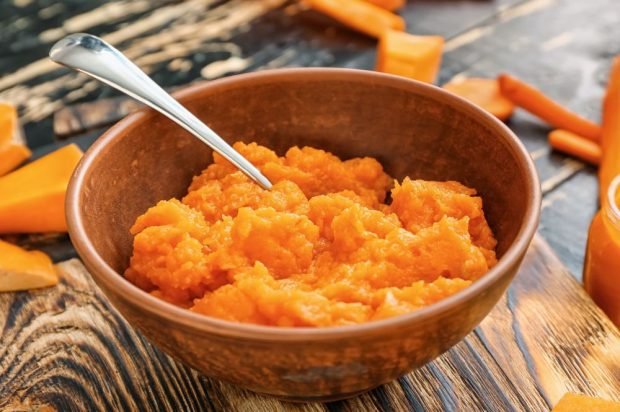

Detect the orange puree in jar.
[
  {"left": 584, "top": 175, "right": 620, "bottom": 326},
  {"left": 125, "top": 142, "right": 498, "bottom": 327}
]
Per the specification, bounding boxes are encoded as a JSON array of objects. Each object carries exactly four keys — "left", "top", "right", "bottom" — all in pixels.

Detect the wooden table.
[{"left": 1, "top": 0, "right": 619, "bottom": 410}]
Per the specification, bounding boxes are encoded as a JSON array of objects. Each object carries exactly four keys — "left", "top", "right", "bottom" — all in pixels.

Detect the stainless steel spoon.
[{"left": 49, "top": 33, "right": 273, "bottom": 190}]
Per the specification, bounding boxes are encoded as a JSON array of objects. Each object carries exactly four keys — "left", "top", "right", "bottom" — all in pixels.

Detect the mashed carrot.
[{"left": 125, "top": 142, "right": 497, "bottom": 327}]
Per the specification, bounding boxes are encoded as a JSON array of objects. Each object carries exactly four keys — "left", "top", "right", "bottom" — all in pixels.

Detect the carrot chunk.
[
  {"left": 498, "top": 73, "right": 602, "bottom": 141},
  {"left": 0, "top": 240, "right": 58, "bottom": 292},
  {"left": 552, "top": 393, "right": 620, "bottom": 412},
  {"left": 0, "top": 102, "right": 31, "bottom": 176},
  {"left": 599, "top": 56, "right": 620, "bottom": 203},
  {"left": 377, "top": 30, "right": 444, "bottom": 84},
  {"left": 443, "top": 78, "right": 515, "bottom": 121},
  {"left": 364, "top": 0, "right": 405, "bottom": 11},
  {"left": 306, "top": 0, "right": 405, "bottom": 38},
  {"left": 549, "top": 129, "right": 601, "bottom": 165}
]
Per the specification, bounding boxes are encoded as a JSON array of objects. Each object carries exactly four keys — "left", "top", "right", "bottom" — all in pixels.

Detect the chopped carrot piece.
[
  {"left": 443, "top": 78, "right": 515, "bottom": 121},
  {"left": 552, "top": 393, "right": 620, "bottom": 411},
  {"left": 364, "top": 0, "right": 405, "bottom": 11},
  {"left": 498, "top": 73, "right": 602, "bottom": 141},
  {"left": 376, "top": 30, "right": 444, "bottom": 84},
  {"left": 549, "top": 129, "right": 601, "bottom": 165},
  {"left": 599, "top": 56, "right": 620, "bottom": 204},
  {"left": 306, "top": 0, "right": 405, "bottom": 39},
  {"left": 0, "top": 102, "right": 31, "bottom": 176},
  {"left": 0, "top": 240, "right": 58, "bottom": 292},
  {"left": 0, "top": 102, "right": 17, "bottom": 145},
  {"left": 0, "top": 144, "right": 83, "bottom": 233}
]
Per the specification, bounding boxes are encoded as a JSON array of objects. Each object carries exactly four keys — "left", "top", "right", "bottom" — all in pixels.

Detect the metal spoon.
[{"left": 49, "top": 33, "right": 273, "bottom": 190}]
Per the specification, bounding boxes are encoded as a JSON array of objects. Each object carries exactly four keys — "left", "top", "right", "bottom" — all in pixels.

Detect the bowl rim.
[{"left": 67, "top": 67, "right": 541, "bottom": 341}]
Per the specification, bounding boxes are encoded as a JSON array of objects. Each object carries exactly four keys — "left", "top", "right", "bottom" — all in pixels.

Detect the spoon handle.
[{"left": 49, "top": 33, "right": 272, "bottom": 190}]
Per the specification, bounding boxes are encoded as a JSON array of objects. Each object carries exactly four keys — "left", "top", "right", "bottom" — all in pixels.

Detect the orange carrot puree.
[{"left": 126, "top": 142, "right": 497, "bottom": 327}]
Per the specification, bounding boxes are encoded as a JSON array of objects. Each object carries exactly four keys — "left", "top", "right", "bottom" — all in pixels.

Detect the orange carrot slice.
[
  {"left": 0, "top": 240, "right": 58, "bottom": 292},
  {"left": 443, "top": 78, "right": 515, "bottom": 121},
  {"left": 599, "top": 56, "right": 620, "bottom": 203},
  {"left": 549, "top": 129, "right": 601, "bottom": 165},
  {"left": 376, "top": 30, "right": 444, "bottom": 84},
  {"left": 552, "top": 393, "right": 620, "bottom": 412},
  {"left": 364, "top": 0, "right": 405, "bottom": 11},
  {"left": 0, "top": 102, "right": 31, "bottom": 176},
  {"left": 306, "top": 0, "right": 405, "bottom": 39},
  {"left": 498, "top": 73, "right": 602, "bottom": 141}
]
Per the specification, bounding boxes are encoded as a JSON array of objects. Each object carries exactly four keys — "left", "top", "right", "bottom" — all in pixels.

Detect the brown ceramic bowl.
[{"left": 67, "top": 68, "right": 540, "bottom": 401}]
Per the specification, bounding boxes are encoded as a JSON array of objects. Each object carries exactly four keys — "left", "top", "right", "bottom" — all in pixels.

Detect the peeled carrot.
[
  {"left": 599, "top": 56, "right": 620, "bottom": 204},
  {"left": 498, "top": 73, "right": 602, "bottom": 141},
  {"left": 364, "top": 0, "right": 405, "bottom": 11},
  {"left": 306, "top": 0, "right": 405, "bottom": 39},
  {"left": 548, "top": 129, "right": 601, "bottom": 165},
  {"left": 376, "top": 30, "right": 444, "bottom": 84},
  {"left": 443, "top": 78, "right": 515, "bottom": 121}
]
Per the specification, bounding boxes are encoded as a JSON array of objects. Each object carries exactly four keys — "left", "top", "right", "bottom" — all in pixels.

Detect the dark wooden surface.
[
  {"left": 1, "top": 0, "right": 620, "bottom": 410},
  {"left": 1, "top": 237, "right": 619, "bottom": 411},
  {"left": 0, "top": 0, "right": 617, "bottom": 278}
]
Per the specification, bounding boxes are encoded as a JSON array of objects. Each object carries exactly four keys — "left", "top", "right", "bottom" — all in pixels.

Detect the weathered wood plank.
[
  {"left": 1, "top": 236, "right": 618, "bottom": 411},
  {"left": 0, "top": 0, "right": 177, "bottom": 59},
  {"left": 437, "top": 0, "right": 618, "bottom": 277},
  {"left": 42, "top": 0, "right": 527, "bottom": 137},
  {"left": 0, "top": 232, "right": 75, "bottom": 263},
  {"left": 477, "top": 237, "right": 620, "bottom": 406}
]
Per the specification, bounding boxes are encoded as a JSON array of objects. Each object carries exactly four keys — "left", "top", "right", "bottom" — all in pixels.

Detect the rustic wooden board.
[
  {"left": 0, "top": 235, "right": 618, "bottom": 411},
  {"left": 1, "top": 0, "right": 618, "bottom": 279}
]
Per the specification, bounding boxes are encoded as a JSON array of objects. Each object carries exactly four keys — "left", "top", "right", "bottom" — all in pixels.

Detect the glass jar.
[{"left": 584, "top": 175, "right": 620, "bottom": 326}]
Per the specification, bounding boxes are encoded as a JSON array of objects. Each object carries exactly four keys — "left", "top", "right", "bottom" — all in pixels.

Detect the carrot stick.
[
  {"left": 306, "top": 0, "right": 405, "bottom": 39},
  {"left": 498, "top": 73, "right": 602, "bottom": 141},
  {"left": 548, "top": 129, "right": 601, "bottom": 165},
  {"left": 599, "top": 56, "right": 620, "bottom": 203},
  {"left": 364, "top": 0, "right": 405, "bottom": 11},
  {"left": 443, "top": 78, "right": 515, "bottom": 121}
]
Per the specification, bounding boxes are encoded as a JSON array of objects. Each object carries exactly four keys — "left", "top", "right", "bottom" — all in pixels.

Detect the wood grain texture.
[{"left": 0, "top": 236, "right": 618, "bottom": 411}]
